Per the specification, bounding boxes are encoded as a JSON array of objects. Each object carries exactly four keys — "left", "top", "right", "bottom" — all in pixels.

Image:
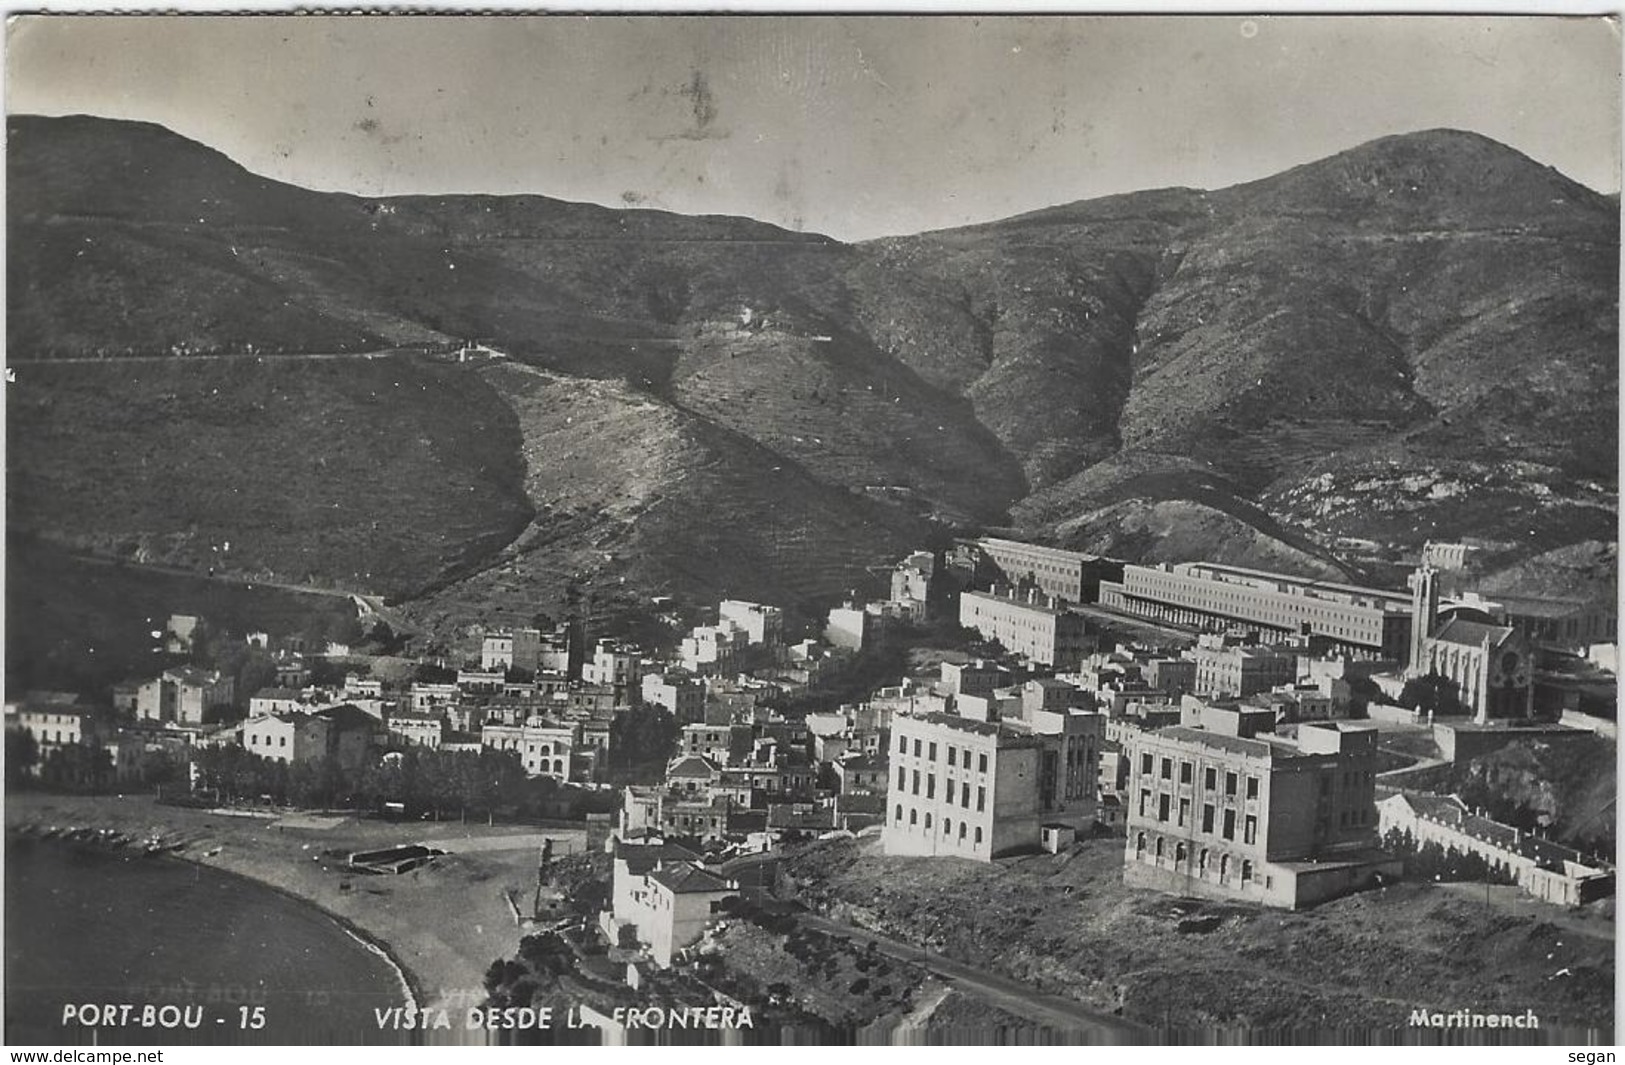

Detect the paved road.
[
  {"left": 9, "top": 350, "right": 412, "bottom": 365},
  {"left": 798, "top": 913, "right": 1148, "bottom": 1043},
  {"left": 49, "top": 547, "right": 419, "bottom": 637}
]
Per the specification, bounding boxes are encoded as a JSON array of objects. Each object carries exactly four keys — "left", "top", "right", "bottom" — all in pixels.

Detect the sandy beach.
[{"left": 6, "top": 792, "right": 587, "bottom": 1012}]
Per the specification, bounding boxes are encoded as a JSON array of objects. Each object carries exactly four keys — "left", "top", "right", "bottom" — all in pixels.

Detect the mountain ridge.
[{"left": 7, "top": 113, "right": 1615, "bottom": 642}]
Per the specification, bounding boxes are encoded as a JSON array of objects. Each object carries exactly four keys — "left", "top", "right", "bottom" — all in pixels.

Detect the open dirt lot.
[{"left": 780, "top": 834, "right": 1614, "bottom": 1038}]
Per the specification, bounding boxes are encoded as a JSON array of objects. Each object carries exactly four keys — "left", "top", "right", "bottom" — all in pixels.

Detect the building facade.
[
  {"left": 884, "top": 713, "right": 1043, "bottom": 860},
  {"left": 1100, "top": 562, "right": 1412, "bottom": 660},
  {"left": 481, "top": 721, "right": 577, "bottom": 779},
  {"left": 1191, "top": 642, "right": 1297, "bottom": 698},
  {"left": 975, "top": 538, "right": 1122, "bottom": 605},
  {"left": 882, "top": 707, "right": 1102, "bottom": 861},
  {"left": 1122, "top": 720, "right": 1397, "bottom": 909},
  {"left": 717, "top": 600, "right": 784, "bottom": 647},
  {"left": 959, "top": 589, "right": 1094, "bottom": 669}
]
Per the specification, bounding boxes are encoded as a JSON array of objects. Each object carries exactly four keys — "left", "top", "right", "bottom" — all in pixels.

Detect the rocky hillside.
[{"left": 7, "top": 115, "right": 1616, "bottom": 635}]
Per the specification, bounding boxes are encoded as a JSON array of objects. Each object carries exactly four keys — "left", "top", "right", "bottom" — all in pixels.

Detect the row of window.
[
  {"left": 1144, "top": 754, "right": 1259, "bottom": 798},
  {"left": 1139, "top": 789, "right": 1259, "bottom": 842},
  {"left": 898, "top": 768, "right": 988, "bottom": 811},
  {"left": 1134, "top": 833, "right": 1263, "bottom": 886},
  {"left": 249, "top": 733, "right": 291, "bottom": 748},
  {"left": 893, "top": 804, "right": 985, "bottom": 845},
  {"left": 899, "top": 734, "right": 991, "bottom": 774}
]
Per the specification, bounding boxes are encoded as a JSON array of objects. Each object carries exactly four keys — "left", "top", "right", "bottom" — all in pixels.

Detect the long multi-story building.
[
  {"left": 959, "top": 588, "right": 1095, "bottom": 669},
  {"left": 5, "top": 692, "right": 98, "bottom": 761},
  {"left": 1099, "top": 562, "right": 1413, "bottom": 659},
  {"left": 1121, "top": 718, "right": 1398, "bottom": 909},
  {"left": 974, "top": 538, "right": 1123, "bottom": 605}
]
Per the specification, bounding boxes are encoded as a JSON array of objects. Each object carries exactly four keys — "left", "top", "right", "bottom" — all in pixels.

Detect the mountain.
[{"left": 7, "top": 115, "right": 1616, "bottom": 646}]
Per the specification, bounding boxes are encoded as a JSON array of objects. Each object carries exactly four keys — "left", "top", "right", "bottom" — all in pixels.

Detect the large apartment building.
[
  {"left": 883, "top": 706, "right": 1102, "bottom": 861},
  {"left": 1122, "top": 718, "right": 1398, "bottom": 909},
  {"left": 959, "top": 588, "right": 1095, "bottom": 669},
  {"left": 1099, "top": 562, "right": 1413, "bottom": 660},
  {"left": 974, "top": 538, "right": 1123, "bottom": 605}
]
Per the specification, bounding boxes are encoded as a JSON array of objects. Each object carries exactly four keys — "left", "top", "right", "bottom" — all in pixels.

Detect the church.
[{"left": 1405, "top": 565, "right": 1535, "bottom": 723}]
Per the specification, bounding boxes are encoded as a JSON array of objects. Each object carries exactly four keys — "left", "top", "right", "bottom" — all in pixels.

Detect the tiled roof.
[
  {"left": 667, "top": 754, "right": 721, "bottom": 778},
  {"left": 648, "top": 862, "right": 734, "bottom": 895},
  {"left": 1431, "top": 618, "right": 1515, "bottom": 649},
  {"left": 1393, "top": 793, "right": 1603, "bottom": 871},
  {"left": 767, "top": 804, "right": 839, "bottom": 830},
  {"left": 1153, "top": 725, "right": 1276, "bottom": 758},
  {"left": 615, "top": 841, "right": 700, "bottom": 875}
]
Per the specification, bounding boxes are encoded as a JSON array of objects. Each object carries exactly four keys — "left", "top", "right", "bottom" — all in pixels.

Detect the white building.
[{"left": 717, "top": 600, "right": 784, "bottom": 647}]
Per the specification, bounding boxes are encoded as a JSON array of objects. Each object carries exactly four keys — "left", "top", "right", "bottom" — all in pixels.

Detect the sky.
[{"left": 6, "top": 14, "right": 1621, "bottom": 240}]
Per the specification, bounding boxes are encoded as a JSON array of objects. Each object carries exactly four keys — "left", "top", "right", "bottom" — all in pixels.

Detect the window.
[
  {"left": 961, "top": 783, "right": 971, "bottom": 808},
  {"left": 1160, "top": 757, "right": 1172, "bottom": 780},
  {"left": 895, "top": 804, "right": 903, "bottom": 823},
  {"left": 929, "top": 742, "right": 938, "bottom": 762},
  {"left": 912, "top": 770, "right": 920, "bottom": 795},
  {"left": 1142, "top": 753, "right": 1154, "bottom": 775},
  {"left": 977, "top": 787, "right": 986, "bottom": 812},
  {"left": 1139, "top": 789, "right": 1151, "bottom": 817},
  {"left": 925, "top": 813, "right": 932, "bottom": 830},
  {"left": 1175, "top": 842, "right": 1187, "bottom": 865},
  {"left": 909, "top": 808, "right": 917, "bottom": 825},
  {"left": 948, "top": 746, "right": 957, "bottom": 767},
  {"left": 944, "top": 818, "right": 952, "bottom": 835},
  {"left": 1135, "top": 833, "right": 1146, "bottom": 858},
  {"left": 1223, "top": 809, "right": 1236, "bottom": 840},
  {"left": 1154, "top": 837, "right": 1164, "bottom": 859},
  {"left": 1178, "top": 798, "right": 1190, "bottom": 827},
  {"left": 974, "top": 827, "right": 983, "bottom": 845},
  {"left": 1244, "top": 815, "right": 1256, "bottom": 845},
  {"left": 1198, "top": 848, "right": 1208, "bottom": 875},
  {"left": 899, "top": 734, "right": 907, "bottom": 754},
  {"left": 913, "top": 739, "right": 922, "bottom": 758},
  {"left": 279, "top": 736, "right": 287, "bottom": 747},
  {"left": 898, "top": 767, "right": 906, "bottom": 790},
  {"left": 1204, "top": 767, "right": 1216, "bottom": 790},
  {"left": 1202, "top": 804, "right": 1215, "bottom": 833},
  {"left": 1220, "top": 854, "right": 1230, "bottom": 880},
  {"left": 1225, "top": 772, "right": 1237, "bottom": 796},
  {"left": 979, "top": 753, "right": 988, "bottom": 773},
  {"left": 1158, "top": 794, "right": 1170, "bottom": 822},
  {"left": 959, "top": 822, "right": 967, "bottom": 841},
  {"left": 926, "top": 774, "right": 935, "bottom": 799},
  {"left": 1246, "top": 776, "right": 1259, "bottom": 800},
  {"left": 1241, "top": 859, "right": 1253, "bottom": 883},
  {"left": 1180, "top": 761, "right": 1193, "bottom": 784}
]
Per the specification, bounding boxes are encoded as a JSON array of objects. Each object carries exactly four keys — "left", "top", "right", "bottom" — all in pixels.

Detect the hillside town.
[{"left": 7, "top": 533, "right": 1617, "bottom": 1034}]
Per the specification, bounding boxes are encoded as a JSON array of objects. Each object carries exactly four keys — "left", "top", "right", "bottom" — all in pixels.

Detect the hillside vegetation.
[{"left": 7, "top": 115, "right": 1616, "bottom": 637}]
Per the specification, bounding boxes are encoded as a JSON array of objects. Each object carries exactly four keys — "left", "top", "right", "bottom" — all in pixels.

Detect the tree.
[
  {"left": 608, "top": 704, "right": 678, "bottom": 771},
  {"left": 40, "top": 744, "right": 114, "bottom": 793},
  {"left": 5, "top": 729, "right": 38, "bottom": 788},
  {"left": 1400, "top": 673, "right": 1464, "bottom": 717}
]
